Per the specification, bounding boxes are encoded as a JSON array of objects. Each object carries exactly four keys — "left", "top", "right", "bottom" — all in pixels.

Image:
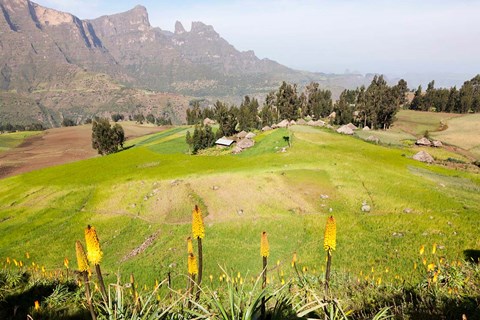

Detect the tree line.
[
  {"left": 0, "top": 122, "right": 45, "bottom": 133},
  {"left": 185, "top": 75, "right": 410, "bottom": 133},
  {"left": 409, "top": 75, "right": 480, "bottom": 113}
]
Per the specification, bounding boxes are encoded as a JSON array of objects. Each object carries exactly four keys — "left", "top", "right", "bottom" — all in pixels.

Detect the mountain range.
[{"left": 0, "top": 0, "right": 372, "bottom": 126}]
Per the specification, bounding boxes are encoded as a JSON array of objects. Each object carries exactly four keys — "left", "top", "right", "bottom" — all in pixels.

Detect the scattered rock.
[
  {"left": 329, "top": 208, "right": 333, "bottom": 212},
  {"left": 237, "top": 209, "right": 244, "bottom": 215},
  {"left": 413, "top": 151, "right": 434, "bottom": 163},
  {"left": 416, "top": 137, "right": 432, "bottom": 146},
  {"left": 422, "top": 232, "right": 429, "bottom": 236},
  {"left": 212, "top": 185, "right": 219, "bottom": 190},
  {"left": 169, "top": 263, "right": 177, "bottom": 268},
  {"left": 403, "top": 208, "right": 413, "bottom": 214},
  {"left": 320, "top": 194, "right": 329, "bottom": 199},
  {"left": 361, "top": 203, "right": 371, "bottom": 212},
  {"left": 281, "top": 147, "right": 287, "bottom": 153},
  {"left": 392, "top": 232, "right": 404, "bottom": 238}
]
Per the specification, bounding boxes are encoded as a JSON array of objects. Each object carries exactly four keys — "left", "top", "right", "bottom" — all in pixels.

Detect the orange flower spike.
[
  {"left": 75, "top": 241, "right": 89, "bottom": 272},
  {"left": 192, "top": 205, "right": 205, "bottom": 239},
  {"left": 323, "top": 216, "right": 336, "bottom": 252},
  {"left": 187, "top": 237, "right": 194, "bottom": 255},
  {"left": 188, "top": 253, "right": 198, "bottom": 275},
  {"left": 34, "top": 300, "right": 40, "bottom": 311},
  {"left": 64, "top": 257, "right": 69, "bottom": 269},
  {"left": 260, "top": 231, "right": 269, "bottom": 257},
  {"left": 419, "top": 245, "right": 425, "bottom": 255},
  {"left": 85, "top": 225, "right": 103, "bottom": 265}
]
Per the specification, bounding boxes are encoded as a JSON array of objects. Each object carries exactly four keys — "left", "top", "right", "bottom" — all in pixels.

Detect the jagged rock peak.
[
  {"left": 174, "top": 20, "right": 185, "bottom": 34},
  {"left": 124, "top": 4, "right": 150, "bottom": 28},
  {"left": 191, "top": 21, "right": 216, "bottom": 34}
]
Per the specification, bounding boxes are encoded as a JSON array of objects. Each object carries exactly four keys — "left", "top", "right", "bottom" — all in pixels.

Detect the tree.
[
  {"left": 62, "top": 118, "right": 76, "bottom": 127},
  {"left": 91, "top": 118, "right": 125, "bottom": 155},
  {"left": 111, "top": 113, "right": 124, "bottom": 122}
]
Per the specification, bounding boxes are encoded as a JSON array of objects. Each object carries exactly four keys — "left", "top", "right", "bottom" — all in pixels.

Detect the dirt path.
[{"left": 0, "top": 123, "right": 166, "bottom": 179}]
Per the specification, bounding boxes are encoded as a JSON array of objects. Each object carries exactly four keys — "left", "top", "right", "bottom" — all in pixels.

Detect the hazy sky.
[{"left": 34, "top": 0, "right": 480, "bottom": 76}]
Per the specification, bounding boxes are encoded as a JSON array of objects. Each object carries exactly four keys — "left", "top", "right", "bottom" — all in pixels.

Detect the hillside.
[{"left": 0, "top": 124, "right": 478, "bottom": 289}]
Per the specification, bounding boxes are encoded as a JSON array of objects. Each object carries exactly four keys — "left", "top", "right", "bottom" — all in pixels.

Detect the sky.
[{"left": 33, "top": 0, "right": 480, "bottom": 78}]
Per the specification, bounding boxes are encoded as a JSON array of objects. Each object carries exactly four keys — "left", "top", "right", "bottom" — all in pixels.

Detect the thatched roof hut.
[
  {"left": 203, "top": 118, "right": 215, "bottom": 125},
  {"left": 236, "top": 131, "right": 248, "bottom": 139},
  {"left": 245, "top": 132, "right": 256, "bottom": 139},
  {"left": 237, "top": 138, "right": 255, "bottom": 149},
  {"left": 296, "top": 119, "right": 307, "bottom": 125},
  {"left": 277, "top": 119, "right": 290, "bottom": 128},
  {"left": 346, "top": 123, "right": 358, "bottom": 130},
  {"left": 336, "top": 125, "right": 354, "bottom": 135},
  {"left": 432, "top": 140, "right": 443, "bottom": 147},
  {"left": 416, "top": 137, "right": 432, "bottom": 146},
  {"left": 413, "top": 151, "right": 434, "bottom": 163},
  {"left": 262, "top": 126, "right": 272, "bottom": 131}
]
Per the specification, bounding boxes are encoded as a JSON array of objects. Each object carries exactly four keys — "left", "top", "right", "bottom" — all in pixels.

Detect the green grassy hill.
[{"left": 0, "top": 124, "right": 479, "bottom": 288}]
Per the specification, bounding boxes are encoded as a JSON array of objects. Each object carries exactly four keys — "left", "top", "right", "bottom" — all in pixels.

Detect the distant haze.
[{"left": 35, "top": 0, "right": 480, "bottom": 87}]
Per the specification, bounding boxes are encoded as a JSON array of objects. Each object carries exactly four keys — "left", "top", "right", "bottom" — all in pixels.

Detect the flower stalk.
[{"left": 85, "top": 225, "right": 107, "bottom": 302}]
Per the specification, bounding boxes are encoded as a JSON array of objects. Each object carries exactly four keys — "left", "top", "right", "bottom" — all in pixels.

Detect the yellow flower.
[
  {"left": 323, "top": 216, "right": 336, "bottom": 252},
  {"left": 260, "top": 231, "right": 269, "bottom": 257},
  {"left": 209, "top": 274, "right": 213, "bottom": 282},
  {"left": 419, "top": 245, "right": 425, "bottom": 255},
  {"left": 34, "top": 300, "right": 40, "bottom": 311},
  {"left": 85, "top": 225, "right": 103, "bottom": 265},
  {"left": 6, "top": 257, "right": 10, "bottom": 264},
  {"left": 188, "top": 253, "right": 198, "bottom": 275},
  {"left": 291, "top": 252, "right": 297, "bottom": 267},
  {"left": 427, "top": 263, "right": 435, "bottom": 272},
  {"left": 422, "top": 258, "right": 427, "bottom": 265},
  {"left": 75, "top": 241, "right": 89, "bottom": 272},
  {"left": 192, "top": 205, "right": 205, "bottom": 239},
  {"left": 26, "top": 252, "right": 30, "bottom": 259},
  {"left": 64, "top": 257, "right": 69, "bottom": 269},
  {"left": 187, "top": 237, "right": 194, "bottom": 255},
  {"left": 432, "top": 270, "right": 440, "bottom": 283},
  {"left": 432, "top": 243, "right": 437, "bottom": 255}
]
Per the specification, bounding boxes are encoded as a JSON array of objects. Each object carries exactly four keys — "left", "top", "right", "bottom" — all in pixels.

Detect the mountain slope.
[{"left": 0, "top": 0, "right": 371, "bottom": 126}]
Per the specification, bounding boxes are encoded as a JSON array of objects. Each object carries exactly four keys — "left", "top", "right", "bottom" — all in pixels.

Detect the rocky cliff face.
[
  {"left": 0, "top": 0, "right": 370, "bottom": 126},
  {"left": 0, "top": 0, "right": 297, "bottom": 95}
]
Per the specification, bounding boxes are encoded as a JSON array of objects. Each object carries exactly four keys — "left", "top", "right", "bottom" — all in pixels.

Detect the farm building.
[{"left": 215, "top": 137, "right": 235, "bottom": 147}]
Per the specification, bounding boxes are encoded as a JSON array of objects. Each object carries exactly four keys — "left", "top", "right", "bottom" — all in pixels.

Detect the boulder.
[
  {"left": 289, "top": 120, "right": 296, "bottom": 125},
  {"left": 245, "top": 132, "right": 256, "bottom": 139},
  {"left": 416, "top": 137, "right": 432, "bottom": 146},
  {"left": 336, "top": 125, "right": 354, "bottom": 135},
  {"left": 432, "top": 140, "right": 443, "bottom": 147},
  {"left": 328, "top": 111, "right": 336, "bottom": 119},
  {"left": 413, "top": 151, "right": 434, "bottom": 163},
  {"left": 362, "top": 126, "right": 370, "bottom": 131}
]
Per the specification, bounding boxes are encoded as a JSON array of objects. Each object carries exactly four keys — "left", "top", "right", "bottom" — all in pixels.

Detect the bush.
[{"left": 61, "top": 118, "right": 76, "bottom": 127}]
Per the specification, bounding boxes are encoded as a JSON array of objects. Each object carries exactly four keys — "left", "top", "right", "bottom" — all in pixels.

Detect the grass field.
[
  {"left": 0, "top": 131, "right": 40, "bottom": 152},
  {"left": 1, "top": 123, "right": 479, "bottom": 292},
  {"left": 430, "top": 113, "right": 480, "bottom": 159}
]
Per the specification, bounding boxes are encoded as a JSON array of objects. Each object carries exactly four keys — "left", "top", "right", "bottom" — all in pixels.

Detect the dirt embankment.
[{"left": 0, "top": 123, "right": 165, "bottom": 179}]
